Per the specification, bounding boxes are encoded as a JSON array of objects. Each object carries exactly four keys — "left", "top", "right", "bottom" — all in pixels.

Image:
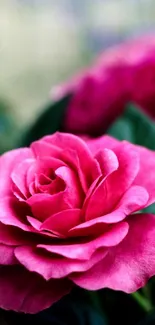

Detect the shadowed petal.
[
  {"left": 38, "top": 222, "right": 129, "bottom": 260},
  {"left": 0, "top": 245, "right": 17, "bottom": 265},
  {"left": 70, "top": 213, "right": 155, "bottom": 293},
  {"left": 0, "top": 266, "right": 72, "bottom": 313},
  {"left": 15, "top": 246, "right": 107, "bottom": 280},
  {"left": 0, "top": 197, "right": 32, "bottom": 232},
  {"left": 0, "top": 222, "right": 37, "bottom": 246}
]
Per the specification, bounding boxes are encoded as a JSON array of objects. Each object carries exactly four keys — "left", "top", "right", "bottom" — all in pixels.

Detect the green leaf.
[
  {"left": 107, "top": 103, "right": 155, "bottom": 150},
  {"left": 19, "top": 95, "right": 71, "bottom": 147}
]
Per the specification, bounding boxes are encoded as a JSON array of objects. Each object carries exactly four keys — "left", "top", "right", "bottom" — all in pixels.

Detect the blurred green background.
[{"left": 0, "top": 0, "right": 155, "bottom": 151}]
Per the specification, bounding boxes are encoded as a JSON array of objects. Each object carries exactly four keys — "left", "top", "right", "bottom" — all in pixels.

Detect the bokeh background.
[{"left": 0, "top": 0, "right": 155, "bottom": 150}]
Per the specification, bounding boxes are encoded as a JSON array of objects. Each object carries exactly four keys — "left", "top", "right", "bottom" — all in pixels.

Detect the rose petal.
[
  {"left": 102, "top": 185, "right": 149, "bottom": 223},
  {"left": 82, "top": 150, "right": 119, "bottom": 221},
  {"left": 85, "top": 143, "right": 140, "bottom": 220},
  {"left": 69, "top": 185, "right": 148, "bottom": 236},
  {"left": 82, "top": 176, "right": 102, "bottom": 216},
  {"left": 85, "top": 135, "right": 119, "bottom": 155},
  {"left": 0, "top": 222, "right": 36, "bottom": 246},
  {"left": 27, "top": 193, "right": 72, "bottom": 222},
  {"left": 0, "top": 266, "right": 72, "bottom": 313},
  {"left": 36, "top": 157, "right": 65, "bottom": 173},
  {"left": 55, "top": 166, "right": 83, "bottom": 207},
  {"left": 0, "top": 245, "right": 17, "bottom": 265},
  {"left": 95, "top": 148, "right": 119, "bottom": 175},
  {"left": 15, "top": 246, "right": 107, "bottom": 280},
  {"left": 106, "top": 141, "right": 140, "bottom": 207},
  {"left": 71, "top": 213, "right": 155, "bottom": 293},
  {"left": 38, "top": 222, "right": 129, "bottom": 260},
  {"left": 36, "top": 174, "right": 65, "bottom": 196},
  {"left": 26, "top": 216, "right": 42, "bottom": 231},
  {"left": 31, "top": 140, "right": 61, "bottom": 158},
  {"left": 41, "top": 209, "right": 82, "bottom": 236},
  {"left": 11, "top": 159, "right": 34, "bottom": 200},
  {"left": 60, "top": 149, "right": 90, "bottom": 193},
  {"left": 26, "top": 216, "right": 61, "bottom": 239},
  {"left": 0, "top": 148, "right": 33, "bottom": 199},
  {"left": 33, "top": 133, "right": 101, "bottom": 192},
  {"left": 0, "top": 197, "right": 32, "bottom": 231},
  {"left": 134, "top": 145, "right": 155, "bottom": 205},
  {"left": 83, "top": 149, "right": 119, "bottom": 220}
]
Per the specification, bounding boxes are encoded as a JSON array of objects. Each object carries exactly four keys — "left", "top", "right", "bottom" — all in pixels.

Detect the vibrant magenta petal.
[
  {"left": 43, "top": 132, "right": 94, "bottom": 155},
  {"left": 71, "top": 213, "right": 155, "bottom": 293},
  {"left": 95, "top": 148, "right": 119, "bottom": 175},
  {"left": 109, "top": 141, "right": 140, "bottom": 197},
  {"left": 36, "top": 157, "right": 65, "bottom": 173},
  {"left": 11, "top": 158, "right": 34, "bottom": 200},
  {"left": 82, "top": 149, "right": 119, "bottom": 220},
  {"left": 85, "top": 136, "right": 119, "bottom": 155},
  {"left": 55, "top": 166, "right": 83, "bottom": 207},
  {"left": 0, "top": 245, "right": 17, "bottom": 265},
  {"left": 41, "top": 209, "right": 81, "bottom": 236},
  {"left": 38, "top": 222, "right": 129, "bottom": 260},
  {"left": 115, "top": 185, "right": 149, "bottom": 213},
  {"left": 15, "top": 246, "right": 107, "bottom": 280},
  {"left": 102, "top": 185, "right": 149, "bottom": 223},
  {"left": 28, "top": 181, "right": 36, "bottom": 196},
  {"left": 32, "top": 139, "right": 91, "bottom": 192},
  {"left": 82, "top": 176, "right": 102, "bottom": 217},
  {"left": 36, "top": 174, "right": 65, "bottom": 196},
  {"left": 0, "top": 148, "right": 33, "bottom": 199},
  {"left": 61, "top": 149, "right": 90, "bottom": 193},
  {"left": 31, "top": 141, "right": 61, "bottom": 159},
  {"left": 26, "top": 216, "right": 42, "bottom": 231},
  {"left": 0, "top": 197, "right": 32, "bottom": 231},
  {"left": 85, "top": 142, "right": 139, "bottom": 220},
  {"left": 84, "top": 150, "right": 119, "bottom": 220},
  {"left": 41, "top": 133, "right": 101, "bottom": 191},
  {"left": 69, "top": 185, "right": 148, "bottom": 237},
  {"left": 134, "top": 145, "right": 155, "bottom": 205},
  {"left": 0, "top": 266, "right": 72, "bottom": 313},
  {"left": 27, "top": 215, "right": 64, "bottom": 238},
  {"left": 27, "top": 192, "right": 72, "bottom": 222}
]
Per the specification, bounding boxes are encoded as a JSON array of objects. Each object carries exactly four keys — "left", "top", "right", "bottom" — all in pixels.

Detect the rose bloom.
[
  {"left": 51, "top": 35, "right": 155, "bottom": 135},
  {"left": 1, "top": 132, "right": 155, "bottom": 313}
]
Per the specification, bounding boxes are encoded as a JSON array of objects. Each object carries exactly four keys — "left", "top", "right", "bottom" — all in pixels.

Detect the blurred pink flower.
[
  {"left": 51, "top": 35, "right": 155, "bottom": 134},
  {"left": 1, "top": 132, "right": 155, "bottom": 313}
]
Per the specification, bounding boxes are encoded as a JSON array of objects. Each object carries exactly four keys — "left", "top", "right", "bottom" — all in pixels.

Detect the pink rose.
[
  {"left": 51, "top": 35, "right": 155, "bottom": 135},
  {"left": 1, "top": 132, "right": 155, "bottom": 313}
]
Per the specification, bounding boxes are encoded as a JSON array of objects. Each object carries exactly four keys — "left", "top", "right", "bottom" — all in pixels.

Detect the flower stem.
[
  {"left": 132, "top": 291, "right": 153, "bottom": 312},
  {"left": 89, "top": 291, "right": 101, "bottom": 311},
  {"left": 88, "top": 291, "right": 106, "bottom": 318}
]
